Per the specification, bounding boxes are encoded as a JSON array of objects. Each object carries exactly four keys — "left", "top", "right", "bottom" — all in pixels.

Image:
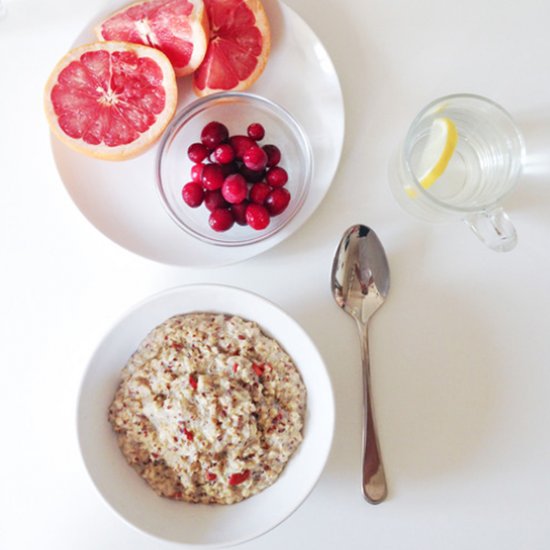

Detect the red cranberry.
[
  {"left": 249, "top": 182, "right": 272, "bottom": 204},
  {"left": 222, "top": 174, "right": 248, "bottom": 204},
  {"left": 263, "top": 144, "right": 281, "bottom": 167},
  {"left": 209, "top": 208, "right": 234, "bottom": 232},
  {"left": 229, "top": 135, "right": 256, "bottom": 159},
  {"left": 266, "top": 187, "right": 291, "bottom": 215},
  {"left": 187, "top": 142, "right": 209, "bottom": 163},
  {"left": 240, "top": 166, "right": 265, "bottom": 183},
  {"left": 182, "top": 181, "right": 205, "bottom": 207},
  {"left": 246, "top": 203, "right": 270, "bottom": 230},
  {"left": 191, "top": 163, "right": 205, "bottom": 183},
  {"left": 201, "top": 121, "right": 229, "bottom": 148},
  {"left": 247, "top": 122, "right": 265, "bottom": 141},
  {"left": 231, "top": 201, "right": 249, "bottom": 225},
  {"left": 266, "top": 166, "right": 288, "bottom": 187},
  {"left": 243, "top": 146, "right": 268, "bottom": 171},
  {"left": 212, "top": 143, "right": 235, "bottom": 164},
  {"left": 204, "top": 189, "right": 229, "bottom": 212},
  {"left": 201, "top": 163, "right": 225, "bottom": 191}
]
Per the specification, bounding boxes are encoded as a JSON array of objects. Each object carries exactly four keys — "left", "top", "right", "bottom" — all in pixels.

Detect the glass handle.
[{"left": 464, "top": 207, "right": 517, "bottom": 252}]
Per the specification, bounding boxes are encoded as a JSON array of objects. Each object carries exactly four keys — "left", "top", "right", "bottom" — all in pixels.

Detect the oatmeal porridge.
[{"left": 108, "top": 312, "right": 307, "bottom": 504}]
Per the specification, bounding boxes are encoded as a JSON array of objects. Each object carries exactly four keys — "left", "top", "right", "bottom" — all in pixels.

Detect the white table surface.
[{"left": 2, "top": 0, "right": 550, "bottom": 548}]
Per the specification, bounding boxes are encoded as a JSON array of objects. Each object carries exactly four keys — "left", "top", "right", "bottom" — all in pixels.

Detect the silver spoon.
[{"left": 331, "top": 224, "right": 390, "bottom": 504}]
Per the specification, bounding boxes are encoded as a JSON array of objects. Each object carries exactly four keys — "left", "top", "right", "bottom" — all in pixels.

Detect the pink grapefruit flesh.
[
  {"left": 193, "top": 0, "right": 271, "bottom": 96},
  {"left": 44, "top": 41, "right": 177, "bottom": 160},
  {"left": 96, "top": 0, "right": 209, "bottom": 77}
]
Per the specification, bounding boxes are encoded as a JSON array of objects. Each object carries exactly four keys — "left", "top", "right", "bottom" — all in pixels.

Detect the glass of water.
[{"left": 389, "top": 94, "right": 525, "bottom": 252}]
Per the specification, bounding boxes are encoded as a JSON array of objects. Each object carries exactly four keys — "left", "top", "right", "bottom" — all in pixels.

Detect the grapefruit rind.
[
  {"left": 95, "top": 0, "right": 210, "bottom": 78},
  {"left": 192, "top": 0, "right": 271, "bottom": 96},
  {"left": 44, "top": 41, "right": 177, "bottom": 161}
]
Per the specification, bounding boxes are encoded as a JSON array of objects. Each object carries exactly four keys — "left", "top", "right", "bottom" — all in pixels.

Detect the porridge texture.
[{"left": 108, "top": 312, "right": 307, "bottom": 504}]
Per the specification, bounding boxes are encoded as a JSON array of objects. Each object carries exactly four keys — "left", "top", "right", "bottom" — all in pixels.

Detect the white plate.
[
  {"left": 77, "top": 284, "right": 335, "bottom": 547},
  {"left": 51, "top": 0, "right": 345, "bottom": 267}
]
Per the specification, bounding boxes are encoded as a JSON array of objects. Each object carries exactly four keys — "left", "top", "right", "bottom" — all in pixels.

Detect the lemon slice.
[
  {"left": 417, "top": 116, "right": 458, "bottom": 188},
  {"left": 405, "top": 116, "right": 458, "bottom": 198}
]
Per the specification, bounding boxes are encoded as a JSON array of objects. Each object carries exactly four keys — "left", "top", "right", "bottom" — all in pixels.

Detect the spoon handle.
[{"left": 358, "top": 321, "right": 387, "bottom": 504}]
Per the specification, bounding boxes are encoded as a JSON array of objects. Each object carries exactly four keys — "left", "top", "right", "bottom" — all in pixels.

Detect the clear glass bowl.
[{"left": 156, "top": 92, "right": 313, "bottom": 247}]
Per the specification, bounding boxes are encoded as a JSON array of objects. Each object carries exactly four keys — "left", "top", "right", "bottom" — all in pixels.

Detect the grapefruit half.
[
  {"left": 193, "top": 0, "right": 271, "bottom": 96},
  {"left": 44, "top": 41, "right": 177, "bottom": 161},
  {"left": 96, "top": 0, "right": 209, "bottom": 77}
]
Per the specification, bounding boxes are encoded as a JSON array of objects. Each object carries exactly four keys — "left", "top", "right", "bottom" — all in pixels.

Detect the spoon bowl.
[{"left": 331, "top": 224, "right": 390, "bottom": 503}]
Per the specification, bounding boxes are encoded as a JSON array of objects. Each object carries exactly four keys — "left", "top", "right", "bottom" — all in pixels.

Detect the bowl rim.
[
  {"left": 76, "top": 283, "right": 335, "bottom": 547},
  {"left": 155, "top": 92, "right": 313, "bottom": 248}
]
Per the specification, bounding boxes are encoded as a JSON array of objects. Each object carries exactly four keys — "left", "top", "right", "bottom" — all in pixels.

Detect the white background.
[{"left": 2, "top": 0, "right": 550, "bottom": 548}]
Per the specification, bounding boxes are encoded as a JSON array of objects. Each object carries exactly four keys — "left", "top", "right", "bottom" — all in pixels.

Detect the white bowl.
[{"left": 77, "top": 284, "right": 334, "bottom": 547}]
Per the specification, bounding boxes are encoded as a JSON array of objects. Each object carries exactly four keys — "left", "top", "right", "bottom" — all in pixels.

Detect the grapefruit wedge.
[
  {"left": 193, "top": 0, "right": 271, "bottom": 96},
  {"left": 96, "top": 0, "right": 209, "bottom": 77},
  {"left": 44, "top": 41, "right": 177, "bottom": 161}
]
